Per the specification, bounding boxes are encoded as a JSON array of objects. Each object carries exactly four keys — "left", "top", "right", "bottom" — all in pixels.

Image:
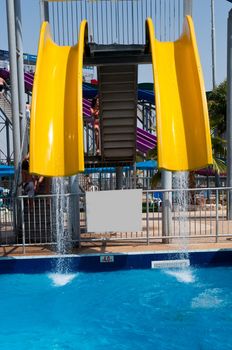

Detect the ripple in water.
[
  {"left": 48, "top": 273, "right": 77, "bottom": 287},
  {"left": 165, "top": 268, "right": 195, "bottom": 284}
]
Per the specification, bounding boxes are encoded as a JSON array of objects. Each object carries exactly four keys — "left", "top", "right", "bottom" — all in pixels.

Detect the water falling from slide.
[{"left": 52, "top": 177, "right": 72, "bottom": 273}]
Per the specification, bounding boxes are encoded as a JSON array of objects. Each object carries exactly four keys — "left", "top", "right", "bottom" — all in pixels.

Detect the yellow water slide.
[
  {"left": 30, "top": 20, "right": 88, "bottom": 176},
  {"left": 146, "top": 16, "right": 213, "bottom": 171}
]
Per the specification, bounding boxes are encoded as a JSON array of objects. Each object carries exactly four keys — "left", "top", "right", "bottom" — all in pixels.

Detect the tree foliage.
[
  {"left": 207, "top": 80, "right": 227, "bottom": 174},
  {"left": 207, "top": 80, "right": 227, "bottom": 136}
]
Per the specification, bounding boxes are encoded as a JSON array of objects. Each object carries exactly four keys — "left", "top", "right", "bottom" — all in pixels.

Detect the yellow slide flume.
[
  {"left": 147, "top": 16, "right": 213, "bottom": 171},
  {"left": 30, "top": 20, "right": 87, "bottom": 176}
]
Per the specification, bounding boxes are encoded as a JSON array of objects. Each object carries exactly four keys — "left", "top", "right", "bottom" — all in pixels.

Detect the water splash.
[
  {"left": 191, "top": 289, "right": 223, "bottom": 309},
  {"left": 48, "top": 273, "right": 77, "bottom": 287},
  {"left": 165, "top": 269, "right": 195, "bottom": 284},
  {"left": 173, "top": 171, "right": 189, "bottom": 260}
]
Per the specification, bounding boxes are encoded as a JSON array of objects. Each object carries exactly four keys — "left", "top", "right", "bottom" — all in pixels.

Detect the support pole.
[
  {"left": 162, "top": 170, "right": 172, "bottom": 243},
  {"left": 116, "top": 167, "right": 123, "bottom": 190},
  {"left": 183, "top": 0, "right": 193, "bottom": 17},
  {"left": 5, "top": 120, "right": 11, "bottom": 165},
  {"left": 69, "top": 176, "right": 81, "bottom": 247},
  {"left": 6, "top": 0, "right": 21, "bottom": 169},
  {"left": 211, "top": 0, "right": 216, "bottom": 89},
  {"left": 227, "top": 9, "right": 232, "bottom": 219},
  {"left": 133, "top": 162, "right": 137, "bottom": 189},
  {"left": 40, "top": 0, "right": 49, "bottom": 22},
  {"left": 14, "top": 0, "right": 27, "bottom": 155}
]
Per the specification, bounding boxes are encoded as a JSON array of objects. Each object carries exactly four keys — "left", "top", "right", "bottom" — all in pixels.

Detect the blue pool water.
[{"left": 0, "top": 266, "right": 232, "bottom": 350}]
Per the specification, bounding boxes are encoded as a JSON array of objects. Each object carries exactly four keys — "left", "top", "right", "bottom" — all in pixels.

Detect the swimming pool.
[{"left": 0, "top": 265, "right": 232, "bottom": 349}]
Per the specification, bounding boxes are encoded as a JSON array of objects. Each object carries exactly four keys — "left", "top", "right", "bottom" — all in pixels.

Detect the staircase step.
[
  {"left": 102, "top": 110, "right": 135, "bottom": 119},
  {"left": 97, "top": 64, "right": 139, "bottom": 74},
  {"left": 103, "top": 126, "right": 135, "bottom": 134},
  {"left": 101, "top": 89, "right": 135, "bottom": 94},
  {"left": 103, "top": 133, "right": 135, "bottom": 141},
  {"left": 104, "top": 149, "right": 134, "bottom": 158},
  {"left": 101, "top": 82, "right": 135, "bottom": 89},
  {"left": 102, "top": 101, "right": 136, "bottom": 110},
  {"left": 100, "top": 74, "right": 135, "bottom": 83},
  {"left": 103, "top": 120, "right": 134, "bottom": 127},
  {"left": 101, "top": 90, "right": 136, "bottom": 100}
]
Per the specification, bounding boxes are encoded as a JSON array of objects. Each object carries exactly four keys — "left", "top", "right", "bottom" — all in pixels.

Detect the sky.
[
  {"left": 0, "top": 0, "right": 231, "bottom": 91},
  {"left": 0, "top": 0, "right": 231, "bottom": 158}
]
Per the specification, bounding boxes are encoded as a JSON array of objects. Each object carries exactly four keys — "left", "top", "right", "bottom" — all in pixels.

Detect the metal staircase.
[
  {"left": 0, "top": 92, "right": 12, "bottom": 124},
  {"left": 99, "top": 64, "right": 137, "bottom": 163}
]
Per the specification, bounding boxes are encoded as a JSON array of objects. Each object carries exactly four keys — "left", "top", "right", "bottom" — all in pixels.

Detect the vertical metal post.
[
  {"left": 116, "top": 167, "right": 123, "bottom": 190},
  {"left": 133, "top": 162, "right": 137, "bottom": 189},
  {"left": 162, "top": 171, "right": 172, "bottom": 243},
  {"left": 88, "top": 0, "right": 94, "bottom": 42},
  {"left": 5, "top": 120, "right": 11, "bottom": 165},
  {"left": 14, "top": 0, "right": 26, "bottom": 154},
  {"left": 69, "top": 175, "right": 80, "bottom": 246},
  {"left": 146, "top": 191, "right": 149, "bottom": 244},
  {"left": 99, "top": 172, "right": 102, "bottom": 191},
  {"left": 183, "top": 0, "right": 193, "bottom": 17},
  {"left": 21, "top": 198, "right": 26, "bottom": 254},
  {"left": 40, "top": 0, "right": 49, "bottom": 22},
  {"left": 6, "top": 0, "right": 21, "bottom": 169},
  {"left": 86, "top": 123, "right": 89, "bottom": 156},
  {"left": 211, "top": 0, "right": 216, "bottom": 89},
  {"left": 216, "top": 189, "right": 219, "bottom": 242},
  {"left": 227, "top": 9, "right": 232, "bottom": 220}
]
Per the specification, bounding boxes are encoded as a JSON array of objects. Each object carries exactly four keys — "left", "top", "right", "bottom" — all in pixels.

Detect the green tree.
[
  {"left": 207, "top": 80, "right": 227, "bottom": 175},
  {"left": 208, "top": 80, "right": 227, "bottom": 136}
]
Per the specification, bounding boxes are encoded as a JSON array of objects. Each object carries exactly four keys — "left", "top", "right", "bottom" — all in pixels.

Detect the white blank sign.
[{"left": 86, "top": 189, "right": 142, "bottom": 233}]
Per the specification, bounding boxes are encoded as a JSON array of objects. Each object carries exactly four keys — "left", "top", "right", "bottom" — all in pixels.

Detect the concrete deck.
[{"left": 1, "top": 241, "right": 232, "bottom": 257}]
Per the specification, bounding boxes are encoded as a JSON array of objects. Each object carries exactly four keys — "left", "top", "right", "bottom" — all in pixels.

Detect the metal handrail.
[{"left": 144, "top": 186, "right": 232, "bottom": 193}]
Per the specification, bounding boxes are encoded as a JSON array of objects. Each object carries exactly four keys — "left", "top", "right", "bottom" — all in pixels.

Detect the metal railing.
[
  {"left": 0, "top": 194, "right": 14, "bottom": 245},
  {"left": 1, "top": 187, "right": 232, "bottom": 253},
  {"left": 48, "top": 0, "right": 184, "bottom": 46},
  {"left": 79, "top": 187, "right": 232, "bottom": 245}
]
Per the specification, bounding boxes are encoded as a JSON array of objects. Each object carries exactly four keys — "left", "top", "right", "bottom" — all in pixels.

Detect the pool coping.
[
  {"left": 1, "top": 247, "right": 232, "bottom": 259},
  {"left": 0, "top": 248, "right": 232, "bottom": 273}
]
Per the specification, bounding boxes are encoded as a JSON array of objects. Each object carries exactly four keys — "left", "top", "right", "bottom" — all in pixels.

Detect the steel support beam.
[
  {"left": 211, "top": 0, "right": 216, "bottom": 89},
  {"left": 5, "top": 120, "right": 11, "bottom": 165},
  {"left": 69, "top": 176, "right": 81, "bottom": 247},
  {"left": 161, "top": 170, "right": 172, "bottom": 243},
  {"left": 183, "top": 0, "right": 193, "bottom": 16},
  {"left": 6, "top": 0, "right": 21, "bottom": 169},
  {"left": 116, "top": 167, "right": 123, "bottom": 190},
  {"left": 14, "top": 0, "right": 27, "bottom": 155},
  {"left": 40, "top": 0, "right": 49, "bottom": 22},
  {"left": 227, "top": 9, "right": 232, "bottom": 219}
]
